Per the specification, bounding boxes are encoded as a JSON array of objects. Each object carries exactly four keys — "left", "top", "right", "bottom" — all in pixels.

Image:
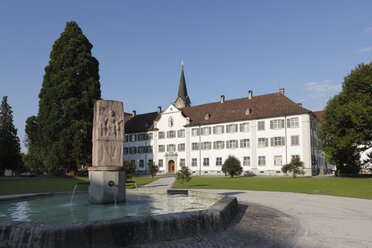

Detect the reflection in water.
[{"left": 0, "top": 193, "right": 216, "bottom": 224}]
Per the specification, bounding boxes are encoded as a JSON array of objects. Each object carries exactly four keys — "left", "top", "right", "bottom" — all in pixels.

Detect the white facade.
[{"left": 124, "top": 103, "right": 326, "bottom": 176}]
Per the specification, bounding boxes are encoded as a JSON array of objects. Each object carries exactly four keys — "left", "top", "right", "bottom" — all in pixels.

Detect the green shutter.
[
  {"left": 208, "top": 127, "right": 211, "bottom": 134},
  {"left": 270, "top": 120, "right": 273, "bottom": 129},
  {"left": 222, "top": 126, "right": 225, "bottom": 133},
  {"left": 240, "top": 139, "right": 243, "bottom": 148},
  {"left": 270, "top": 137, "right": 274, "bottom": 146},
  {"left": 213, "top": 126, "right": 216, "bottom": 134},
  {"left": 282, "top": 137, "right": 285, "bottom": 146},
  {"left": 281, "top": 119, "right": 284, "bottom": 128},
  {"left": 240, "top": 123, "right": 243, "bottom": 132},
  {"left": 234, "top": 124, "right": 238, "bottom": 132},
  {"left": 287, "top": 118, "right": 291, "bottom": 128}
]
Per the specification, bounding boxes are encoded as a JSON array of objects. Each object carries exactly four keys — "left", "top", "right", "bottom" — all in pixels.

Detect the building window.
[
  {"left": 203, "top": 158, "right": 209, "bottom": 166},
  {"left": 191, "top": 128, "right": 200, "bottom": 136},
  {"left": 130, "top": 134, "right": 137, "bottom": 142},
  {"left": 216, "top": 157, "right": 222, "bottom": 166},
  {"left": 192, "top": 143, "right": 199, "bottom": 150},
  {"left": 138, "top": 146, "right": 145, "bottom": 154},
  {"left": 213, "top": 125, "right": 224, "bottom": 134},
  {"left": 125, "top": 135, "right": 129, "bottom": 142},
  {"left": 149, "top": 159, "right": 153, "bottom": 165},
  {"left": 213, "top": 141, "right": 225, "bottom": 149},
  {"left": 288, "top": 117, "right": 299, "bottom": 128},
  {"left": 131, "top": 160, "right": 135, "bottom": 166},
  {"left": 270, "top": 119, "right": 284, "bottom": 129},
  {"left": 167, "top": 130, "right": 176, "bottom": 138},
  {"left": 178, "top": 143, "right": 185, "bottom": 151},
  {"left": 258, "top": 156, "right": 266, "bottom": 166},
  {"left": 192, "top": 158, "right": 197, "bottom": 167},
  {"left": 148, "top": 133, "right": 153, "bottom": 140},
  {"left": 158, "top": 145, "right": 165, "bottom": 152},
  {"left": 292, "top": 155, "right": 300, "bottom": 160},
  {"left": 146, "top": 146, "right": 153, "bottom": 153},
  {"left": 271, "top": 137, "right": 285, "bottom": 147},
  {"left": 226, "top": 124, "right": 238, "bottom": 133},
  {"left": 202, "top": 127, "right": 211, "bottom": 135},
  {"left": 258, "top": 121, "right": 265, "bottom": 131},
  {"left": 177, "top": 129, "right": 185, "bottom": 138},
  {"left": 202, "top": 142, "right": 211, "bottom": 150},
  {"left": 139, "top": 160, "right": 144, "bottom": 168},
  {"left": 129, "top": 147, "right": 137, "bottom": 154},
  {"left": 274, "top": 156, "right": 282, "bottom": 166},
  {"left": 138, "top": 134, "right": 145, "bottom": 141},
  {"left": 258, "top": 138, "right": 268, "bottom": 148},
  {"left": 167, "top": 144, "right": 176, "bottom": 152},
  {"left": 124, "top": 148, "right": 128, "bottom": 154},
  {"left": 240, "top": 139, "right": 250, "bottom": 148},
  {"left": 158, "top": 132, "right": 165, "bottom": 139},
  {"left": 291, "top": 135, "right": 300, "bottom": 146},
  {"left": 240, "top": 122, "right": 250, "bottom": 132},
  {"left": 243, "top": 156, "right": 250, "bottom": 166},
  {"left": 226, "top": 140, "right": 238, "bottom": 149},
  {"left": 214, "top": 141, "right": 225, "bottom": 149},
  {"left": 158, "top": 159, "right": 163, "bottom": 167},
  {"left": 180, "top": 158, "right": 185, "bottom": 167}
]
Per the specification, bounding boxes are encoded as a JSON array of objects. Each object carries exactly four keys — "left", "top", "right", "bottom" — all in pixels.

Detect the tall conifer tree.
[
  {"left": 0, "top": 96, "right": 22, "bottom": 173},
  {"left": 26, "top": 21, "right": 101, "bottom": 173}
]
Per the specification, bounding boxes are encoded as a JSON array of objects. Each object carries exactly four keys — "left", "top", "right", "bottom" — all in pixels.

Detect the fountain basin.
[{"left": 0, "top": 189, "right": 238, "bottom": 247}]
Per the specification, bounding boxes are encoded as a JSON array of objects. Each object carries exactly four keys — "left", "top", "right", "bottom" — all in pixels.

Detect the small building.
[
  {"left": 4, "top": 169, "right": 15, "bottom": 177},
  {"left": 124, "top": 65, "right": 327, "bottom": 176}
]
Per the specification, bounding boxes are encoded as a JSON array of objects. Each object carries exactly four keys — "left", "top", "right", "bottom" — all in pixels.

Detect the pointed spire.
[{"left": 175, "top": 61, "right": 191, "bottom": 108}]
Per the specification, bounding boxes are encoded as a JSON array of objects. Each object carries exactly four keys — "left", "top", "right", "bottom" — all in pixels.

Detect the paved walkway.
[
  {"left": 137, "top": 177, "right": 372, "bottom": 248},
  {"left": 139, "top": 176, "right": 176, "bottom": 189}
]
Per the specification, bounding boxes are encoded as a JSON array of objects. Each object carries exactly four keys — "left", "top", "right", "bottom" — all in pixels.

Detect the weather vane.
[{"left": 181, "top": 60, "right": 184, "bottom": 68}]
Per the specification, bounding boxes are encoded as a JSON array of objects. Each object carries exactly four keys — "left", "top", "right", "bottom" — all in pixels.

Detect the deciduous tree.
[
  {"left": 281, "top": 157, "right": 305, "bottom": 178},
  {"left": 318, "top": 62, "right": 372, "bottom": 176}
]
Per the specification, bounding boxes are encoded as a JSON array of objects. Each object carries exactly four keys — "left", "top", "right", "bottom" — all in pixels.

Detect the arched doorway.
[{"left": 168, "top": 160, "right": 175, "bottom": 174}]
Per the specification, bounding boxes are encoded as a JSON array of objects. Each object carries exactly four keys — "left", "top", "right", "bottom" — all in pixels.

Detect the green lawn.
[
  {"left": 173, "top": 177, "right": 372, "bottom": 200},
  {"left": 0, "top": 177, "right": 158, "bottom": 195}
]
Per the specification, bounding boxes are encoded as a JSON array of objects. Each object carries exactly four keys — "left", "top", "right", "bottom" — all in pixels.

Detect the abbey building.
[{"left": 124, "top": 65, "right": 328, "bottom": 176}]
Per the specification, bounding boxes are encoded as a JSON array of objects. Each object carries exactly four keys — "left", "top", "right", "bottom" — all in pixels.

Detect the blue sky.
[{"left": 1, "top": 0, "right": 371, "bottom": 152}]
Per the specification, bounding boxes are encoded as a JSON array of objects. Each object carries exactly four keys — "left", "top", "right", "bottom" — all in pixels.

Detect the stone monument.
[{"left": 89, "top": 100, "right": 125, "bottom": 204}]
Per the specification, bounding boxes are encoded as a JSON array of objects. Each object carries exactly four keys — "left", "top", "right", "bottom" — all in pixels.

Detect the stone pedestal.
[{"left": 88, "top": 167, "right": 126, "bottom": 204}]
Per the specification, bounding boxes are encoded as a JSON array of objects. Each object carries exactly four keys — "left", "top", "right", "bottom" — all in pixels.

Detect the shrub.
[
  {"left": 123, "top": 160, "right": 136, "bottom": 180},
  {"left": 148, "top": 161, "right": 159, "bottom": 178},
  {"left": 281, "top": 157, "right": 305, "bottom": 178},
  {"left": 222, "top": 155, "right": 243, "bottom": 178},
  {"left": 176, "top": 166, "right": 192, "bottom": 185}
]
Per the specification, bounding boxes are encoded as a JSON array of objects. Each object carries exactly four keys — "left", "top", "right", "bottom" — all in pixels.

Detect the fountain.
[
  {"left": 0, "top": 100, "right": 239, "bottom": 247},
  {"left": 88, "top": 100, "right": 125, "bottom": 204}
]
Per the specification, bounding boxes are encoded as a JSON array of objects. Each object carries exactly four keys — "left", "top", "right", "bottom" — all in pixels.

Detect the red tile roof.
[
  {"left": 313, "top": 111, "right": 324, "bottom": 121},
  {"left": 124, "top": 92, "right": 312, "bottom": 133}
]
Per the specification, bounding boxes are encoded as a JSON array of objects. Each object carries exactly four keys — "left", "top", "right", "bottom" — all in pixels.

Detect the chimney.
[
  {"left": 297, "top": 103, "right": 302, "bottom": 107},
  {"left": 279, "top": 88, "right": 285, "bottom": 95},
  {"left": 157, "top": 106, "right": 162, "bottom": 113},
  {"left": 248, "top": 90, "right": 253, "bottom": 99},
  {"left": 220, "top": 95, "right": 225, "bottom": 103},
  {"left": 132, "top": 110, "right": 136, "bottom": 117}
]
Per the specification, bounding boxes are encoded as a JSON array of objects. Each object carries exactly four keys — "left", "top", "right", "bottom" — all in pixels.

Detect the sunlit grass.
[{"left": 173, "top": 177, "right": 372, "bottom": 199}]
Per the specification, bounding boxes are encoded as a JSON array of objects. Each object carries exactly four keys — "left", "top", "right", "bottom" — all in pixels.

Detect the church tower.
[{"left": 175, "top": 61, "right": 191, "bottom": 108}]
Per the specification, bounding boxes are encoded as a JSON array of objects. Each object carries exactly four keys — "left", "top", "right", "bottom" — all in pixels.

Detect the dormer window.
[
  {"left": 245, "top": 108, "right": 251, "bottom": 115},
  {"left": 205, "top": 114, "right": 211, "bottom": 120}
]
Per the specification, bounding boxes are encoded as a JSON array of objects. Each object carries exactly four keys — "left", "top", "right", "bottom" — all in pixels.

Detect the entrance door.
[{"left": 168, "top": 160, "right": 175, "bottom": 174}]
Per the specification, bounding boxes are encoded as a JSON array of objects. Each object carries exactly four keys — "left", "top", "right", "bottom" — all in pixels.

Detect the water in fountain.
[
  {"left": 0, "top": 193, "right": 217, "bottom": 224},
  {"left": 70, "top": 184, "right": 78, "bottom": 204},
  {"left": 70, "top": 182, "right": 90, "bottom": 204}
]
